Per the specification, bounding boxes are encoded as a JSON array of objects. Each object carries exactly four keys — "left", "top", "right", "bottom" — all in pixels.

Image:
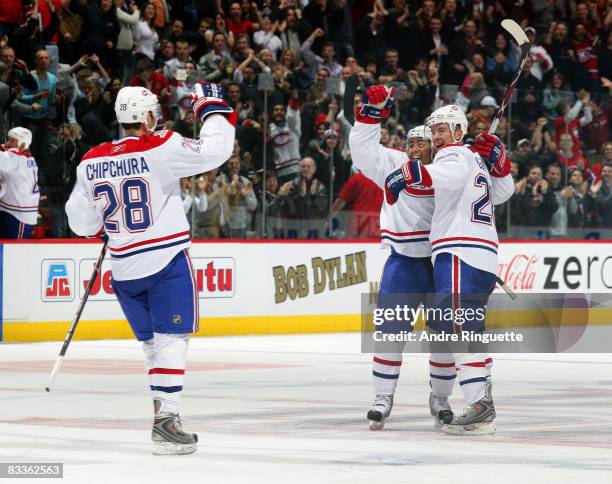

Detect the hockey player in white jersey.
[
  {"left": 349, "top": 85, "right": 513, "bottom": 431},
  {"left": 384, "top": 102, "right": 514, "bottom": 435},
  {"left": 66, "top": 83, "right": 235, "bottom": 454},
  {"left": 0, "top": 127, "right": 39, "bottom": 239}
]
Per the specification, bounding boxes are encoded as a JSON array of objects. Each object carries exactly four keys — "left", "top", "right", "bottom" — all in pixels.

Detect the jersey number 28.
[{"left": 93, "top": 178, "right": 152, "bottom": 233}]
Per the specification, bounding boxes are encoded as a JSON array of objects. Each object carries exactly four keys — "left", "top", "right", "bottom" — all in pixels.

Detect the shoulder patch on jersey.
[{"left": 81, "top": 131, "right": 175, "bottom": 162}]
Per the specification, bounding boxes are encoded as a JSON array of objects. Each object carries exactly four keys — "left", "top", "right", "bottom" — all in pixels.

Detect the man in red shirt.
[
  {"left": 572, "top": 23, "right": 599, "bottom": 91},
  {"left": 226, "top": 2, "right": 259, "bottom": 39},
  {"left": 331, "top": 172, "right": 383, "bottom": 239}
]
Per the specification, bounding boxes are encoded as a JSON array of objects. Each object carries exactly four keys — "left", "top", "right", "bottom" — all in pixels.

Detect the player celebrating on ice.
[
  {"left": 349, "top": 84, "right": 513, "bottom": 432},
  {"left": 383, "top": 95, "right": 513, "bottom": 435},
  {"left": 0, "top": 128, "right": 39, "bottom": 239},
  {"left": 66, "top": 83, "right": 236, "bottom": 454}
]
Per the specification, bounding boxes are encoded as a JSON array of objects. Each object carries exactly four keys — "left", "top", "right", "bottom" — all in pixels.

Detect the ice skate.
[
  {"left": 152, "top": 399, "right": 198, "bottom": 455},
  {"left": 367, "top": 394, "right": 393, "bottom": 431},
  {"left": 429, "top": 393, "right": 454, "bottom": 428},
  {"left": 442, "top": 383, "right": 496, "bottom": 435}
]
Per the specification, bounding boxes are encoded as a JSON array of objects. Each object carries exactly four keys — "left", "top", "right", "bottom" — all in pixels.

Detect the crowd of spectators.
[{"left": 0, "top": 0, "right": 610, "bottom": 239}]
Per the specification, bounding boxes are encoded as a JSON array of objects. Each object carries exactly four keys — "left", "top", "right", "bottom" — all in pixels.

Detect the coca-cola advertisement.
[{"left": 497, "top": 243, "right": 612, "bottom": 292}]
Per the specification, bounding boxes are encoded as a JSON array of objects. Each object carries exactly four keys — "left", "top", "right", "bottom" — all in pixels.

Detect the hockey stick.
[
  {"left": 486, "top": 20, "right": 530, "bottom": 300},
  {"left": 45, "top": 241, "right": 108, "bottom": 392},
  {"left": 343, "top": 74, "right": 359, "bottom": 126},
  {"left": 488, "top": 20, "right": 531, "bottom": 135}
]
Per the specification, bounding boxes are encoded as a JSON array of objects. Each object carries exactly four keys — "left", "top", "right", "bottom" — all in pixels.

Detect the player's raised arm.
[
  {"left": 348, "top": 85, "right": 407, "bottom": 187},
  {"left": 163, "top": 82, "right": 236, "bottom": 178}
]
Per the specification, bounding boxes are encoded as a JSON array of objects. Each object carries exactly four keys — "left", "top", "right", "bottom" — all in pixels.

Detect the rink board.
[{"left": 1, "top": 240, "right": 612, "bottom": 342}]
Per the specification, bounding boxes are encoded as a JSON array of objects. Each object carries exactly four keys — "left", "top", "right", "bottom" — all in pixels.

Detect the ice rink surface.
[{"left": 1, "top": 333, "right": 612, "bottom": 484}]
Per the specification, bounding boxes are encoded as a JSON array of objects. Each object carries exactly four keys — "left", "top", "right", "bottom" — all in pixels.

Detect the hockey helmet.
[
  {"left": 7, "top": 127, "right": 32, "bottom": 150},
  {"left": 115, "top": 86, "right": 160, "bottom": 126},
  {"left": 426, "top": 104, "right": 468, "bottom": 141},
  {"left": 407, "top": 125, "right": 432, "bottom": 143}
]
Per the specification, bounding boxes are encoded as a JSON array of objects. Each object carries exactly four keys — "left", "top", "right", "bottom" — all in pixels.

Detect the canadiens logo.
[
  {"left": 272, "top": 132, "right": 291, "bottom": 148},
  {"left": 111, "top": 144, "right": 126, "bottom": 154},
  {"left": 181, "top": 137, "right": 203, "bottom": 153}
]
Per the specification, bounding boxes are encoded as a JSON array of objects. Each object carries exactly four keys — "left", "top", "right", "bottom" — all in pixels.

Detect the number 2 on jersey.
[
  {"left": 471, "top": 174, "right": 492, "bottom": 225},
  {"left": 93, "top": 178, "right": 152, "bottom": 233}
]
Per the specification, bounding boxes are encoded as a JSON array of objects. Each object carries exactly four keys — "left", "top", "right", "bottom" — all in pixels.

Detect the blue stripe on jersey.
[
  {"left": 430, "top": 373, "right": 457, "bottom": 380},
  {"left": 150, "top": 385, "right": 183, "bottom": 393},
  {"left": 110, "top": 238, "right": 190, "bottom": 259},
  {"left": 381, "top": 235, "right": 430, "bottom": 244},
  {"left": 432, "top": 243, "right": 497, "bottom": 254},
  {"left": 372, "top": 371, "right": 400, "bottom": 380},
  {"left": 459, "top": 377, "right": 488, "bottom": 386}
]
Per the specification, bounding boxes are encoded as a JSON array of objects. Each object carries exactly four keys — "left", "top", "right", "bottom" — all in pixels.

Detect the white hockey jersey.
[
  {"left": 66, "top": 115, "right": 235, "bottom": 281},
  {"left": 349, "top": 121, "right": 434, "bottom": 258},
  {"left": 0, "top": 148, "right": 40, "bottom": 225},
  {"left": 415, "top": 143, "right": 514, "bottom": 275},
  {"left": 269, "top": 100, "right": 301, "bottom": 179},
  {"left": 348, "top": 122, "right": 514, "bottom": 266}
]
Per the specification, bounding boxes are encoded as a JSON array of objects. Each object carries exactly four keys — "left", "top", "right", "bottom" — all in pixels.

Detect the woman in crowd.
[{"left": 133, "top": 2, "right": 158, "bottom": 62}]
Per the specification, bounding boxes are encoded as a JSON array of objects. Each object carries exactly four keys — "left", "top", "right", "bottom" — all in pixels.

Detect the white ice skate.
[
  {"left": 152, "top": 400, "right": 198, "bottom": 455},
  {"left": 442, "top": 383, "right": 496, "bottom": 435},
  {"left": 367, "top": 394, "right": 393, "bottom": 431},
  {"left": 429, "top": 393, "right": 454, "bottom": 428}
]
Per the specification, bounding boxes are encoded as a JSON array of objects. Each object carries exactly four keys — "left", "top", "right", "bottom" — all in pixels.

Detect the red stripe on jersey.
[
  {"left": 110, "top": 231, "right": 190, "bottom": 252},
  {"left": 148, "top": 368, "right": 185, "bottom": 375},
  {"left": 6, "top": 148, "right": 31, "bottom": 157},
  {"left": 373, "top": 356, "right": 402, "bottom": 366},
  {"left": 405, "top": 186, "right": 435, "bottom": 196},
  {"left": 452, "top": 255, "right": 461, "bottom": 334},
  {"left": 380, "top": 229, "right": 430, "bottom": 237},
  {"left": 81, "top": 130, "right": 174, "bottom": 161},
  {"left": 429, "top": 360, "right": 455, "bottom": 368},
  {"left": 432, "top": 236, "right": 498, "bottom": 248}
]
